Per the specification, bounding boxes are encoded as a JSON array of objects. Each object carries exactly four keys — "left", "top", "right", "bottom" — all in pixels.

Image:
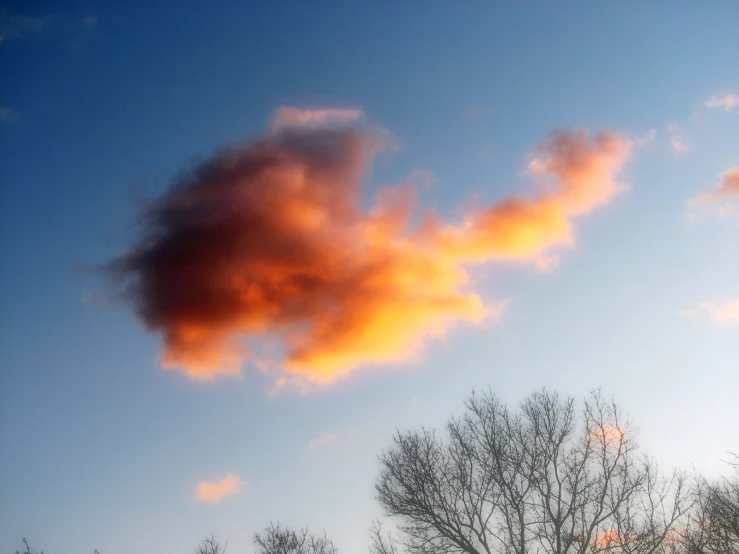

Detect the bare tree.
[
  {"left": 14, "top": 538, "right": 100, "bottom": 554},
  {"left": 254, "top": 522, "right": 338, "bottom": 554},
  {"left": 674, "top": 455, "right": 738, "bottom": 554},
  {"left": 197, "top": 534, "right": 227, "bottom": 554},
  {"left": 16, "top": 538, "right": 43, "bottom": 554},
  {"left": 374, "top": 389, "right": 690, "bottom": 554},
  {"left": 370, "top": 519, "right": 401, "bottom": 554}
]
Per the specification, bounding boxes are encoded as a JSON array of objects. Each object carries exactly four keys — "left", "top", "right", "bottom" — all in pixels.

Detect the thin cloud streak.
[
  {"left": 309, "top": 432, "right": 337, "bottom": 449},
  {"left": 109, "top": 108, "right": 633, "bottom": 388},
  {"left": 271, "top": 107, "right": 364, "bottom": 131},
  {"left": 687, "top": 166, "right": 739, "bottom": 219},
  {"left": 705, "top": 94, "right": 739, "bottom": 112},
  {"left": 0, "top": 10, "right": 51, "bottom": 43},
  {"left": 0, "top": 9, "right": 97, "bottom": 45}
]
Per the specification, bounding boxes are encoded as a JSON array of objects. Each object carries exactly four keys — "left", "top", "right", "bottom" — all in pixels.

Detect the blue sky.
[{"left": 1, "top": 2, "right": 738, "bottom": 553}]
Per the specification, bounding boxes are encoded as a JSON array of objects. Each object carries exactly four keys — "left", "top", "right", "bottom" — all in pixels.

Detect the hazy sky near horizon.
[{"left": 1, "top": 2, "right": 738, "bottom": 553}]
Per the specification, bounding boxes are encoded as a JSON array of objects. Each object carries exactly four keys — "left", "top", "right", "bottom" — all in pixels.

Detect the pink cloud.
[
  {"left": 687, "top": 166, "right": 739, "bottom": 219},
  {"left": 195, "top": 474, "right": 245, "bottom": 503},
  {"left": 466, "top": 107, "right": 493, "bottom": 121},
  {"left": 309, "top": 432, "right": 337, "bottom": 449},
  {"left": 705, "top": 94, "right": 739, "bottom": 112},
  {"left": 666, "top": 124, "right": 690, "bottom": 155}
]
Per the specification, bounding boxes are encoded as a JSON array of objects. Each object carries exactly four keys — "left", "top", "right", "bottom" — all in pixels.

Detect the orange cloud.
[
  {"left": 590, "top": 424, "right": 627, "bottom": 445},
  {"left": 697, "top": 299, "right": 739, "bottom": 323},
  {"left": 195, "top": 474, "right": 245, "bottom": 503},
  {"left": 705, "top": 94, "right": 739, "bottom": 112},
  {"left": 687, "top": 166, "right": 739, "bottom": 219},
  {"left": 110, "top": 111, "right": 632, "bottom": 387},
  {"left": 426, "top": 130, "right": 632, "bottom": 263},
  {"left": 592, "top": 529, "right": 637, "bottom": 549}
]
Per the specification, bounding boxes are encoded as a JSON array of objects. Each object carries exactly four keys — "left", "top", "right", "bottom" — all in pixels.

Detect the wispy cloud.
[
  {"left": 687, "top": 166, "right": 739, "bottom": 219},
  {"left": 109, "top": 108, "right": 634, "bottom": 388},
  {"left": 0, "top": 106, "right": 20, "bottom": 125},
  {"left": 705, "top": 94, "right": 739, "bottom": 112},
  {"left": 309, "top": 432, "right": 337, "bottom": 449},
  {"left": 697, "top": 299, "right": 739, "bottom": 323},
  {"left": 634, "top": 128, "right": 657, "bottom": 147},
  {"left": 194, "top": 474, "right": 245, "bottom": 503},
  {"left": 309, "top": 426, "right": 359, "bottom": 448},
  {"left": 0, "top": 9, "right": 97, "bottom": 46},
  {"left": 271, "top": 107, "right": 364, "bottom": 131},
  {"left": 666, "top": 123, "right": 690, "bottom": 155},
  {"left": 466, "top": 107, "right": 493, "bottom": 121},
  {"left": 0, "top": 10, "right": 51, "bottom": 43}
]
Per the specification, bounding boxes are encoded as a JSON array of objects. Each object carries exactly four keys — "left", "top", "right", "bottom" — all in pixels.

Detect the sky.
[{"left": 0, "top": 2, "right": 738, "bottom": 553}]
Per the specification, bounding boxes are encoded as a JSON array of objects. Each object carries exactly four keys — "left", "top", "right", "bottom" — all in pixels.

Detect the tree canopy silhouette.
[
  {"left": 374, "top": 389, "right": 690, "bottom": 554},
  {"left": 676, "top": 455, "right": 738, "bottom": 554},
  {"left": 254, "top": 522, "right": 338, "bottom": 554}
]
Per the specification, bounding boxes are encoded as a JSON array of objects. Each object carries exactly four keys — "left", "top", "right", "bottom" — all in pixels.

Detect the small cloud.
[
  {"left": 633, "top": 128, "right": 657, "bottom": 147},
  {"left": 0, "top": 10, "right": 51, "bottom": 43},
  {"left": 477, "top": 144, "right": 495, "bottom": 160},
  {"left": 409, "top": 397, "right": 421, "bottom": 408},
  {"left": 0, "top": 105, "right": 20, "bottom": 125},
  {"left": 534, "top": 255, "right": 559, "bottom": 273},
  {"left": 466, "top": 107, "right": 492, "bottom": 121},
  {"left": 687, "top": 166, "right": 739, "bottom": 219},
  {"left": 666, "top": 123, "right": 690, "bottom": 155},
  {"left": 705, "top": 94, "right": 739, "bottom": 112},
  {"left": 309, "top": 432, "right": 337, "bottom": 449},
  {"left": 271, "top": 106, "right": 364, "bottom": 132},
  {"left": 267, "top": 375, "right": 317, "bottom": 398},
  {"left": 0, "top": 10, "right": 98, "bottom": 46},
  {"left": 590, "top": 424, "right": 627, "bottom": 445},
  {"left": 465, "top": 145, "right": 495, "bottom": 163},
  {"left": 195, "top": 474, "right": 245, "bottom": 503},
  {"left": 697, "top": 299, "right": 739, "bottom": 323},
  {"left": 405, "top": 168, "right": 436, "bottom": 189},
  {"left": 81, "top": 15, "right": 98, "bottom": 29}
]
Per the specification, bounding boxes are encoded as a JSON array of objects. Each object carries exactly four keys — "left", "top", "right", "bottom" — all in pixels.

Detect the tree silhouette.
[
  {"left": 254, "top": 522, "right": 338, "bottom": 554},
  {"left": 374, "top": 389, "right": 690, "bottom": 554},
  {"left": 15, "top": 538, "right": 42, "bottom": 554},
  {"left": 675, "top": 454, "right": 738, "bottom": 554},
  {"left": 196, "top": 534, "right": 226, "bottom": 554}
]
